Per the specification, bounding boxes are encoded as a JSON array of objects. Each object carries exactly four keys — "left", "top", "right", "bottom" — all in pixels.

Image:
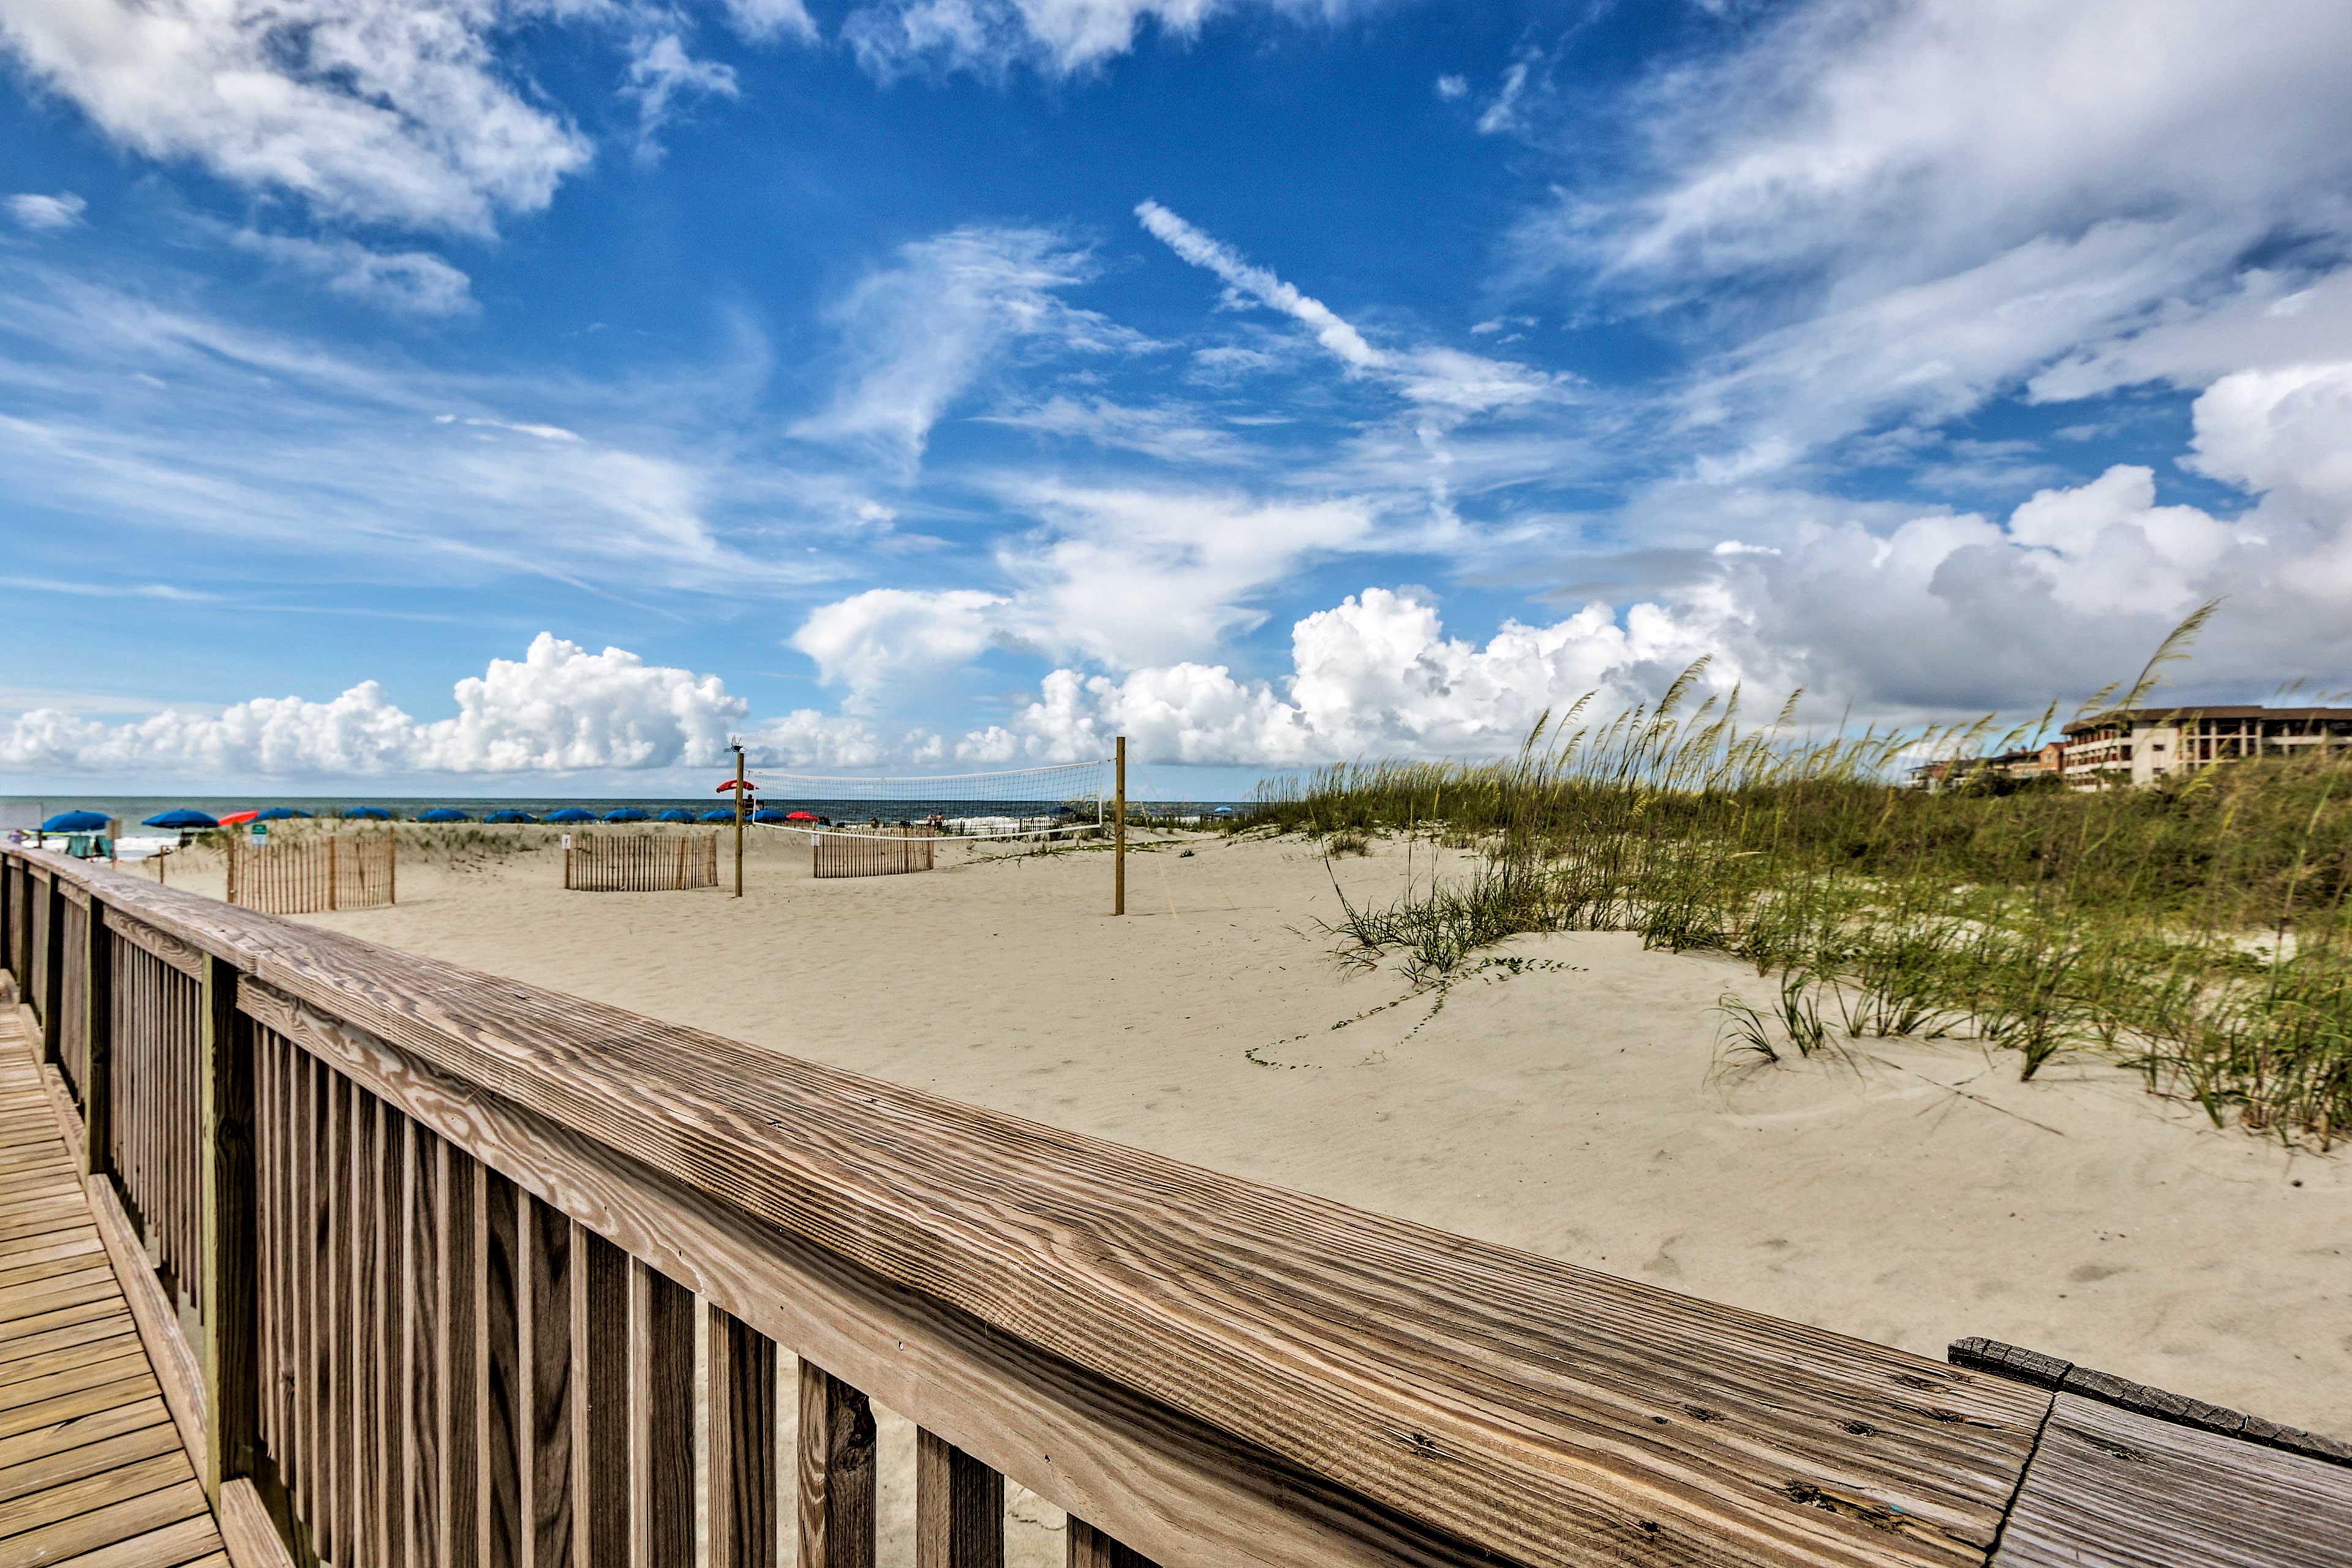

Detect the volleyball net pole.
[
  {"left": 1114, "top": 735, "right": 1126, "bottom": 916},
  {"left": 731, "top": 742, "right": 745, "bottom": 899}
]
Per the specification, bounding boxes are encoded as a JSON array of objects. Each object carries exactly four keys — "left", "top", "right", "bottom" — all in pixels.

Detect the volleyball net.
[{"left": 733, "top": 757, "right": 1114, "bottom": 843}]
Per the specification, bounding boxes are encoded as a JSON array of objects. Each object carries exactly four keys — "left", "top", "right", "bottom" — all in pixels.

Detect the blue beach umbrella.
[
  {"left": 750, "top": 808, "right": 790, "bottom": 824},
  {"left": 698, "top": 809, "right": 734, "bottom": 823},
  {"left": 656, "top": 809, "right": 694, "bottom": 823},
  {"left": 483, "top": 809, "right": 538, "bottom": 824},
  {"left": 601, "top": 807, "right": 650, "bottom": 823},
  {"left": 417, "top": 808, "right": 470, "bottom": 823},
  {"left": 342, "top": 806, "right": 393, "bottom": 821},
  {"left": 546, "top": 808, "right": 597, "bottom": 824},
  {"left": 253, "top": 807, "right": 311, "bottom": 821},
  {"left": 142, "top": 809, "right": 218, "bottom": 830},
  {"left": 1212, "top": 806, "right": 1236, "bottom": 816},
  {"left": 42, "top": 810, "right": 110, "bottom": 832}
]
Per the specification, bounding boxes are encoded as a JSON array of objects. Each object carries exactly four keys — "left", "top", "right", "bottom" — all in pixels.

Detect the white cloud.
[
  {"left": 0, "top": 633, "right": 747, "bottom": 775},
  {"left": 841, "top": 0, "right": 1355, "bottom": 81},
  {"left": 623, "top": 31, "right": 740, "bottom": 162},
  {"left": 790, "top": 587, "right": 1009, "bottom": 704},
  {"left": 4, "top": 192, "right": 85, "bottom": 231},
  {"left": 1434, "top": 72, "right": 1466, "bottom": 100},
  {"left": 978, "top": 394, "right": 1246, "bottom": 462},
  {"left": 717, "top": 0, "right": 820, "bottom": 43},
  {"left": 227, "top": 230, "right": 476, "bottom": 316},
  {"left": 1507, "top": 0, "right": 2352, "bottom": 478},
  {"left": 973, "top": 587, "right": 1722, "bottom": 764},
  {"left": 1137, "top": 200, "right": 1559, "bottom": 415},
  {"left": 1475, "top": 59, "right": 1526, "bottom": 136},
  {"left": 0, "top": 0, "right": 594, "bottom": 236},
  {"left": 1137, "top": 198, "right": 1382, "bottom": 370},
  {"left": 792, "top": 225, "right": 1148, "bottom": 466}
]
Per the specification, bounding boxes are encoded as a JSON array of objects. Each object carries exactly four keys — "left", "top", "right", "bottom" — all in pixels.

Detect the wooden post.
[
  {"left": 799, "top": 1362, "right": 876, "bottom": 1568},
  {"left": 1113, "top": 736, "right": 1126, "bottom": 917},
  {"left": 81, "top": 885, "right": 111, "bottom": 1178},
  {"left": 732, "top": 744, "right": 745, "bottom": 900},
  {"left": 199, "top": 950, "right": 260, "bottom": 1508},
  {"left": 330, "top": 834, "right": 341, "bottom": 913},
  {"left": 40, "top": 870, "right": 64, "bottom": 1061}
]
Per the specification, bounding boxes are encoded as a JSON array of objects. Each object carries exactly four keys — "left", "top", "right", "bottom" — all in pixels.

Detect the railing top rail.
[{"left": 3, "top": 845, "right": 2047, "bottom": 1568}]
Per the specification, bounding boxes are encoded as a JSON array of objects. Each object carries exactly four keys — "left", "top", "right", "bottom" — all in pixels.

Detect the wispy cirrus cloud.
[{"left": 4, "top": 191, "right": 85, "bottom": 231}]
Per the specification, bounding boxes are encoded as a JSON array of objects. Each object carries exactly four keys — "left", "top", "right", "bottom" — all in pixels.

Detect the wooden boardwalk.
[{"left": 0, "top": 1009, "right": 225, "bottom": 1568}]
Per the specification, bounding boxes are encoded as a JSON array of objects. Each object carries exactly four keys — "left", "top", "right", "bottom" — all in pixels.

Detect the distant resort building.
[
  {"left": 1911, "top": 709, "right": 2352, "bottom": 790},
  {"left": 2058, "top": 706, "right": 2352, "bottom": 787}
]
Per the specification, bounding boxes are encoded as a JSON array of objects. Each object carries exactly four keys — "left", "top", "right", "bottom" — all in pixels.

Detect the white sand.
[{"left": 159, "top": 826, "right": 2348, "bottom": 1554}]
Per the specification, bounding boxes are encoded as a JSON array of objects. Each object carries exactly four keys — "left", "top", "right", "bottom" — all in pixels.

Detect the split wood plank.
[{"left": 1992, "top": 1392, "right": 2352, "bottom": 1568}]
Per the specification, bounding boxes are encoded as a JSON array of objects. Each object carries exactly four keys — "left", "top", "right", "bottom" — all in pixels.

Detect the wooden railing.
[
  {"left": 0, "top": 842, "right": 2069, "bottom": 1568},
  {"left": 562, "top": 831, "right": 720, "bottom": 891}
]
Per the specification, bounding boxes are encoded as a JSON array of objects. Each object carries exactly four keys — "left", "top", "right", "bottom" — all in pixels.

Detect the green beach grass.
[{"left": 1237, "top": 614, "right": 2351, "bottom": 1148}]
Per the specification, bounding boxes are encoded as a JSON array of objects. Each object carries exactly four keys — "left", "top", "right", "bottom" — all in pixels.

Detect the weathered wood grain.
[
  {"left": 199, "top": 952, "right": 258, "bottom": 1506},
  {"left": 1069, "top": 1519, "right": 1157, "bottom": 1568},
  {"left": 521, "top": 1193, "right": 574, "bottom": 1568},
  {"left": 1992, "top": 1392, "right": 2352, "bottom": 1567},
  {"left": 407, "top": 1119, "right": 442, "bottom": 1568},
  {"left": 917, "top": 1428, "right": 1004, "bottom": 1568},
  {"left": 102, "top": 908, "right": 204, "bottom": 981},
  {"left": 625, "top": 1261, "right": 691, "bottom": 1568},
  {"left": 481, "top": 1169, "right": 523, "bottom": 1568},
  {"left": 219, "top": 1475, "right": 298, "bottom": 1568},
  {"left": 440, "top": 1136, "right": 483, "bottom": 1568},
  {"left": 707, "top": 1306, "right": 776, "bottom": 1568},
  {"left": 81, "top": 894, "right": 111, "bottom": 1180},
  {"left": 799, "top": 1360, "right": 878, "bottom": 1568},
  {"left": 85, "top": 1175, "right": 208, "bottom": 1487},
  {"left": 569, "top": 1224, "right": 627, "bottom": 1568}
]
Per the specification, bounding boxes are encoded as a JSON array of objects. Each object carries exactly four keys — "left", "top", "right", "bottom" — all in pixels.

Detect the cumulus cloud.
[
  {"left": 227, "top": 230, "right": 476, "bottom": 316},
  {"left": 791, "top": 225, "right": 1151, "bottom": 466},
  {"left": 4, "top": 191, "right": 85, "bottom": 231},
  {"left": 841, "top": 0, "right": 1354, "bottom": 81},
  {"left": 968, "top": 588, "right": 1722, "bottom": 764},
  {"left": 0, "top": 635, "right": 745, "bottom": 775},
  {"left": 790, "top": 588, "right": 1010, "bottom": 705},
  {"left": 1434, "top": 72, "right": 1466, "bottom": 100},
  {"left": 717, "top": 0, "right": 820, "bottom": 43},
  {"left": 0, "top": 0, "right": 594, "bottom": 236}
]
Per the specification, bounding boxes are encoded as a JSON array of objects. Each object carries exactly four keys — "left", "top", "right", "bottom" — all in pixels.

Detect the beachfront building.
[
  {"left": 2060, "top": 706, "right": 2352, "bottom": 788},
  {"left": 1907, "top": 741, "right": 2065, "bottom": 790}
]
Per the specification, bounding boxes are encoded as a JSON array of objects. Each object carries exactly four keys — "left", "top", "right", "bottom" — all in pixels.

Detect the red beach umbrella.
[
  {"left": 219, "top": 810, "right": 259, "bottom": 826},
  {"left": 785, "top": 810, "right": 816, "bottom": 821},
  {"left": 715, "top": 778, "right": 756, "bottom": 793}
]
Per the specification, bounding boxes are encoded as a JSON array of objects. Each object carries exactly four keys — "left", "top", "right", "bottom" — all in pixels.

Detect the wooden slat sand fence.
[
  {"left": 814, "top": 826, "right": 937, "bottom": 879},
  {"left": 562, "top": 830, "right": 720, "bottom": 891},
  {"left": 225, "top": 831, "right": 396, "bottom": 915},
  {"left": 2, "top": 840, "right": 2345, "bottom": 1568}
]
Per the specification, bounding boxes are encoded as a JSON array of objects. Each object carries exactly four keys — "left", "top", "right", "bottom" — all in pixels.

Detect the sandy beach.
[{"left": 150, "top": 823, "right": 2350, "bottom": 1557}]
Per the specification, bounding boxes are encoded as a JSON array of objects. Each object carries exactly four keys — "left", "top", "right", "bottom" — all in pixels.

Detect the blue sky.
[{"left": 4, "top": 0, "right": 2352, "bottom": 797}]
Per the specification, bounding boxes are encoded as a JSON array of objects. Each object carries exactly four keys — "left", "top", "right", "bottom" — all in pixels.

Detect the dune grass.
[{"left": 1238, "top": 622, "right": 2352, "bottom": 1148}]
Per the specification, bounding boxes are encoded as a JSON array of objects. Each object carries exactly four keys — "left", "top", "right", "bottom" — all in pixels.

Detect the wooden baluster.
[
  {"left": 571, "top": 1226, "right": 627, "bottom": 1568},
  {"left": 437, "top": 1136, "right": 482, "bottom": 1568},
  {"left": 1066, "top": 1521, "right": 1159, "bottom": 1568},
  {"left": 324, "top": 1070, "right": 349, "bottom": 1563},
  {"left": 706, "top": 1306, "right": 777, "bottom": 1568},
  {"left": 799, "top": 1362, "right": 876, "bottom": 1568},
  {"left": 405, "top": 1120, "right": 439, "bottom": 1567},
  {"left": 916, "top": 1430, "right": 1003, "bottom": 1568},
  {"left": 521, "top": 1194, "right": 575, "bottom": 1568},
  {"left": 301, "top": 1052, "right": 330, "bottom": 1553},
  {"left": 39, "top": 873, "right": 63, "bottom": 1063},
  {"left": 379, "top": 1101, "right": 411, "bottom": 1566},
  {"left": 481, "top": 1170, "right": 524, "bottom": 1568},
  {"left": 254, "top": 1025, "right": 276, "bottom": 1469},
  {"left": 627, "top": 1262, "right": 692, "bottom": 1568},
  {"left": 347, "top": 1085, "right": 381, "bottom": 1563},
  {"left": 80, "top": 902, "right": 110, "bottom": 1174}
]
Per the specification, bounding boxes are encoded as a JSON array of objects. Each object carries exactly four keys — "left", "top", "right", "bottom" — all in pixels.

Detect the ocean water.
[{"left": 0, "top": 793, "right": 1245, "bottom": 829}]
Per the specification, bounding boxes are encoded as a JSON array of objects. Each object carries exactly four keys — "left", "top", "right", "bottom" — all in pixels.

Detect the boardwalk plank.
[
  {"left": 0, "top": 1473, "right": 207, "bottom": 1567},
  {"left": 0, "top": 1420, "right": 181, "bottom": 1509},
  {"left": 1992, "top": 1392, "right": 2352, "bottom": 1568},
  {"left": 0, "top": 1448, "right": 190, "bottom": 1541}
]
